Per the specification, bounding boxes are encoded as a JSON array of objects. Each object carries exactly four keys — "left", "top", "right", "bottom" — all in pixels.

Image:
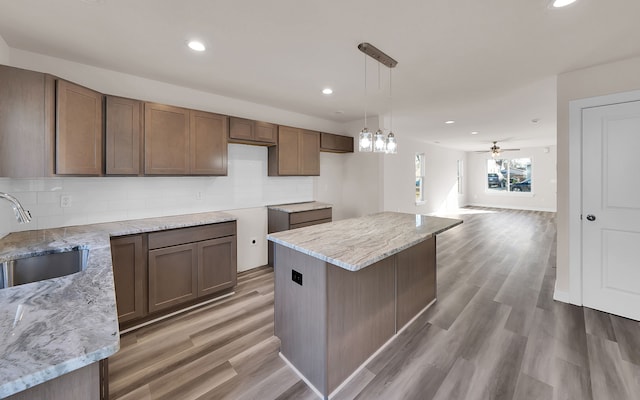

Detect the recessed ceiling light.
[
  {"left": 471, "top": 131, "right": 479, "bottom": 135},
  {"left": 322, "top": 88, "right": 333, "bottom": 95},
  {"left": 445, "top": 120, "right": 455, "bottom": 124},
  {"left": 187, "top": 40, "right": 206, "bottom": 52},
  {"left": 550, "top": 0, "right": 577, "bottom": 8}
]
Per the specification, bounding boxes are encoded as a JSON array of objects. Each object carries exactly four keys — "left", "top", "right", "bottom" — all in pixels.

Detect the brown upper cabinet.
[
  {"left": 144, "top": 103, "right": 228, "bottom": 176},
  {"left": 0, "top": 65, "right": 54, "bottom": 178},
  {"left": 105, "top": 96, "right": 143, "bottom": 175},
  {"left": 228, "top": 117, "right": 277, "bottom": 145},
  {"left": 320, "top": 132, "right": 354, "bottom": 153},
  {"left": 268, "top": 126, "right": 320, "bottom": 176},
  {"left": 190, "top": 110, "right": 228, "bottom": 175},
  {"left": 56, "top": 79, "right": 104, "bottom": 175},
  {"left": 144, "top": 103, "right": 190, "bottom": 175}
]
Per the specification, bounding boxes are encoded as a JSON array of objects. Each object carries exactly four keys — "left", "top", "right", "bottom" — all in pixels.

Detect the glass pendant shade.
[
  {"left": 359, "top": 128, "right": 373, "bottom": 152},
  {"left": 373, "top": 129, "right": 386, "bottom": 152},
  {"left": 385, "top": 132, "right": 397, "bottom": 154}
]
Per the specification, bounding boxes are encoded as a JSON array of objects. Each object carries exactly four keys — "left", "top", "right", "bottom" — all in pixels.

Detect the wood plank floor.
[{"left": 109, "top": 207, "right": 640, "bottom": 400}]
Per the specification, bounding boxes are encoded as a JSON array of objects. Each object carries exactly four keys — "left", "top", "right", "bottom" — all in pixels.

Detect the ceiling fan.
[{"left": 476, "top": 141, "right": 520, "bottom": 158}]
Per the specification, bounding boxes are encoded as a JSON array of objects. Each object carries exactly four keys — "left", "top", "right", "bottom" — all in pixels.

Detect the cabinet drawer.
[
  {"left": 290, "top": 218, "right": 332, "bottom": 230},
  {"left": 148, "top": 222, "right": 236, "bottom": 250},
  {"left": 289, "top": 208, "right": 332, "bottom": 225}
]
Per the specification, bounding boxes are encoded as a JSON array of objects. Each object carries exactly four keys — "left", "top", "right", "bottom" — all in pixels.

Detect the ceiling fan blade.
[{"left": 500, "top": 148, "right": 520, "bottom": 152}]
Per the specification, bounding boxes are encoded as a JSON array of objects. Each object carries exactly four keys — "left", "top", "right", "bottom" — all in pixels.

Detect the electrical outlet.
[
  {"left": 196, "top": 191, "right": 203, "bottom": 200},
  {"left": 60, "top": 195, "right": 71, "bottom": 208},
  {"left": 292, "top": 270, "right": 303, "bottom": 286},
  {"left": 250, "top": 237, "right": 257, "bottom": 247}
]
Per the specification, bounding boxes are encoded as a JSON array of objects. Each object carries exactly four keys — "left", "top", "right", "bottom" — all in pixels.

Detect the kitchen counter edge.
[{"left": 0, "top": 211, "right": 237, "bottom": 398}]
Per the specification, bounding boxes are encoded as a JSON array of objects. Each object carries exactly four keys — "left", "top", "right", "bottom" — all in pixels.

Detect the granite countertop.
[
  {"left": 267, "top": 201, "right": 332, "bottom": 213},
  {"left": 0, "top": 211, "right": 236, "bottom": 398},
  {"left": 268, "top": 212, "right": 462, "bottom": 271}
]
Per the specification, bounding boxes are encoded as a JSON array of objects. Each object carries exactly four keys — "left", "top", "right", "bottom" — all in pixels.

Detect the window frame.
[
  {"left": 415, "top": 153, "right": 425, "bottom": 205},
  {"left": 457, "top": 159, "right": 463, "bottom": 194},
  {"left": 485, "top": 156, "right": 534, "bottom": 196}
]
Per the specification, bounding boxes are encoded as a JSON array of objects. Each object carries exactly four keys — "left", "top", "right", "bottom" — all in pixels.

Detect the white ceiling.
[{"left": 1, "top": 0, "right": 640, "bottom": 151}]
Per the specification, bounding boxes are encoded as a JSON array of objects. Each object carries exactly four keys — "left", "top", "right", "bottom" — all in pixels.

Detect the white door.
[{"left": 582, "top": 100, "right": 640, "bottom": 321}]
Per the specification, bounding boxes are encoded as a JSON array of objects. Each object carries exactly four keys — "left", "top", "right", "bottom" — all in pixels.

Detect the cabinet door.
[
  {"left": 229, "top": 117, "right": 254, "bottom": 141},
  {"left": 56, "top": 79, "right": 103, "bottom": 175},
  {"left": 144, "top": 103, "right": 189, "bottom": 175},
  {"left": 276, "top": 126, "right": 300, "bottom": 175},
  {"left": 148, "top": 243, "right": 198, "bottom": 313},
  {"left": 190, "top": 111, "right": 228, "bottom": 175},
  {"left": 254, "top": 121, "right": 277, "bottom": 144},
  {"left": 300, "top": 129, "right": 320, "bottom": 175},
  {"left": 110, "top": 235, "right": 146, "bottom": 323},
  {"left": 198, "top": 236, "right": 237, "bottom": 297},
  {"left": 106, "top": 96, "right": 142, "bottom": 175},
  {"left": 320, "top": 132, "right": 354, "bottom": 153},
  {"left": 0, "top": 65, "right": 52, "bottom": 178}
]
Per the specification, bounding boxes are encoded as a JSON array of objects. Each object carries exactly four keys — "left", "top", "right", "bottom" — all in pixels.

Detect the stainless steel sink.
[{"left": 0, "top": 248, "right": 89, "bottom": 288}]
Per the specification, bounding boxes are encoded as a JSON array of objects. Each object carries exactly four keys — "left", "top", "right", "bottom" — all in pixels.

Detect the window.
[
  {"left": 486, "top": 157, "right": 532, "bottom": 193},
  {"left": 416, "top": 153, "right": 425, "bottom": 203},
  {"left": 457, "top": 159, "right": 463, "bottom": 194}
]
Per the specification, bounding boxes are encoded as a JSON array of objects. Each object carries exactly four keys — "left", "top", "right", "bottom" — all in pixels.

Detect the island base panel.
[
  {"left": 274, "top": 244, "right": 328, "bottom": 394},
  {"left": 396, "top": 236, "right": 436, "bottom": 330},
  {"left": 326, "top": 258, "right": 396, "bottom": 392}
]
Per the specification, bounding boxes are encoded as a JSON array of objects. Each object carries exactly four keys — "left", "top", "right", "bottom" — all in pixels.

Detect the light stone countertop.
[
  {"left": 0, "top": 211, "right": 236, "bottom": 398},
  {"left": 268, "top": 212, "right": 462, "bottom": 271},
  {"left": 266, "top": 201, "right": 332, "bottom": 213}
]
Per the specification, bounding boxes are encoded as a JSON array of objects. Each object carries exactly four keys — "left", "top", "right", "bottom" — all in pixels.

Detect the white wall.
[
  {"left": 8, "top": 48, "right": 344, "bottom": 133},
  {"left": 334, "top": 121, "right": 467, "bottom": 219},
  {"left": 315, "top": 152, "right": 347, "bottom": 220},
  {"left": 338, "top": 118, "right": 384, "bottom": 219},
  {"left": 556, "top": 55, "right": 640, "bottom": 294},
  {"left": 0, "top": 35, "right": 9, "bottom": 64},
  {"left": 0, "top": 145, "right": 313, "bottom": 271},
  {"left": 467, "top": 146, "right": 557, "bottom": 212},
  {"left": 383, "top": 137, "right": 468, "bottom": 215}
]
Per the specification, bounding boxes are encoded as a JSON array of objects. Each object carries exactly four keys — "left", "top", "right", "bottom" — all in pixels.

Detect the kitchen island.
[{"left": 268, "top": 212, "right": 462, "bottom": 399}]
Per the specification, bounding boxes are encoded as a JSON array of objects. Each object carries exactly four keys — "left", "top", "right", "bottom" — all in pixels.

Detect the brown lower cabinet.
[
  {"left": 110, "top": 235, "right": 146, "bottom": 323},
  {"left": 148, "top": 242, "right": 198, "bottom": 313},
  {"left": 111, "top": 221, "right": 237, "bottom": 327}
]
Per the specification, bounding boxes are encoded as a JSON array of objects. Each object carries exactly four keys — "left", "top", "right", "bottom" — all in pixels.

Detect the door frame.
[{"left": 567, "top": 89, "right": 640, "bottom": 305}]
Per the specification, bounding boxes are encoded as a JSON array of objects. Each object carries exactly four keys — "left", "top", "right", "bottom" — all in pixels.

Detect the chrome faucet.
[{"left": 0, "top": 192, "right": 32, "bottom": 223}]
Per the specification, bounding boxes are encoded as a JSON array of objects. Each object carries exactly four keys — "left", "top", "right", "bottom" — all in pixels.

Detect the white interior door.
[{"left": 582, "top": 100, "right": 640, "bottom": 321}]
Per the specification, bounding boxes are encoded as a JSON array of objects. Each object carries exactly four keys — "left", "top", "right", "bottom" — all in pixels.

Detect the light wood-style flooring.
[{"left": 109, "top": 207, "right": 640, "bottom": 400}]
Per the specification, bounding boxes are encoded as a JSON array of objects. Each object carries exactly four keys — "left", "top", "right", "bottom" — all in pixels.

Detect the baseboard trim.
[
  {"left": 279, "top": 353, "right": 325, "bottom": 400},
  {"left": 553, "top": 281, "right": 571, "bottom": 304},
  {"left": 119, "top": 291, "right": 235, "bottom": 335},
  {"left": 466, "top": 203, "right": 557, "bottom": 213}
]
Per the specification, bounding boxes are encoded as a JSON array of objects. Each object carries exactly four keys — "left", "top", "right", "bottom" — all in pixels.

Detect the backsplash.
[{"left": 0, "top": 144, "right": 313, "bottom": 236}]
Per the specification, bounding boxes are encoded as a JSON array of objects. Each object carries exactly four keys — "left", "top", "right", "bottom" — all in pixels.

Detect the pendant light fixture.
[
  {"left": 385, "top": 65, "right": 397, "bottom": 154},
  {"left": 357, "top": 42, "right": 398, "bottom": 154},
  {"left": 373, "top": 129, "right": 386, "bottom": 152},
  {"left": 358, "top": 51, "right": 373, "bottom": 152}
]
